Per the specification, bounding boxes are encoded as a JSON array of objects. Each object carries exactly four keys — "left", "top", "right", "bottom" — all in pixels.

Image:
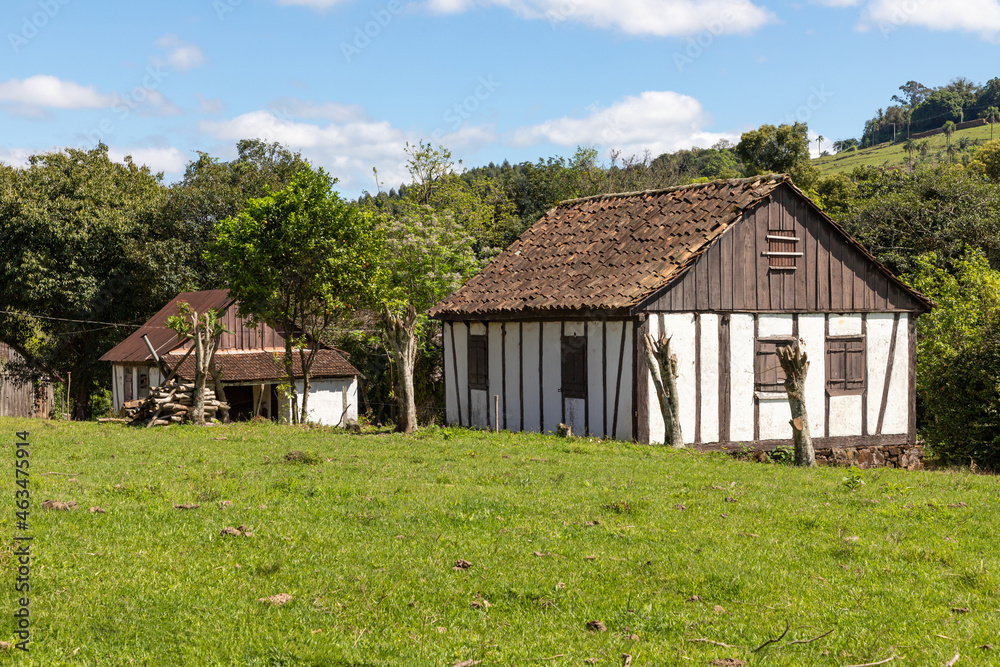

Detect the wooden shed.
[
  {"left": 99, "top": 290, "right": 360, "bottom": 425},
  {"left": 0, "top": 342, "right": 53, "bottom": 418},
  {"left": 429, "top": 175, "right": 932, "bottom": 451}
]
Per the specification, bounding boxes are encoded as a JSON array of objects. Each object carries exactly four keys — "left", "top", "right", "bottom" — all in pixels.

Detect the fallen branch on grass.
[
  {"left": 752, "top": 620, "right": 789, "bottom": 652},
  {"left": 786, "top": 629, "right": 835, "bottom": 645}
]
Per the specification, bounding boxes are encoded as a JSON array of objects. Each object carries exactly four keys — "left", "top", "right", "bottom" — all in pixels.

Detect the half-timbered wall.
[
  {"left": 643, "top": 185, "right": 925, "bottom": 314},
  {"left": 443, "top": 319, "right": 633, "bottom": 440},
  {"left": 641, "top": 312, "right": 913, "bottom": 447}
]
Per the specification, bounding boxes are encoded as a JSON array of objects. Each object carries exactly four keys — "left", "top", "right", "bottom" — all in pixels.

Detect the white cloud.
[
  {"left": 0, "top": 75, "right": 112, "bottom": 110},
  {"left": 0, "top": 148, "right": 32, "bottom": 167},
  {"left": 156, "top": 35, "right": 207, "bottom": 72},
  {"left": 858, "top": 0, "right": 1000, "bottom": 40},
  {"left": 810, "top": 0, "right": 860, "bottom": 6},
  {"left": 107, "top": 146, "right": 189, "bottom": 175},
  {"left": 196, "top": 93, "right": 224, "bottom": 114},
  {"left": 512, "top": 90, "right": 735, "bottom": 157},
  {"left": 425, "top": 0, "right": 775, "bottom": 36},
  {"left": 200, "top": 103, "right": 496, "bottom": 191}
]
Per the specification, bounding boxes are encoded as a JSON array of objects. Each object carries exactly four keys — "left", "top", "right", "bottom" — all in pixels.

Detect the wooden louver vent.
[
  {"left": 765, "top": 230, "right": 800, "bottom": 270},
  {"left": 467, "top": 334, "right": 488, "bottom": 391}
]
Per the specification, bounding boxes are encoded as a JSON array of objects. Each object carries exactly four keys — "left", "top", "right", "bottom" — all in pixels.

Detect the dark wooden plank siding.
[{"left": 643, "top": 185, "right": 926, "bottom": 314}]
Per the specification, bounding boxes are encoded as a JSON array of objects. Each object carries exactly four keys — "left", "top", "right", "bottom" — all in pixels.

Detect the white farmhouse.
[
  {"left": 429, "top": 175, "right": 932, "bottom": 454},
  {"left": 100, "top": 290, "right": 360, "bottom": 425}
]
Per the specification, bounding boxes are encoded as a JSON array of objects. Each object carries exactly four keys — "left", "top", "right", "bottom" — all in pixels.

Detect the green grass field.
[
  {"left": 815, "top": 122, "right": 1000, "bottom": 178},
  {"left": 2, "top": 419, "right": 999, "bottom": 666}
]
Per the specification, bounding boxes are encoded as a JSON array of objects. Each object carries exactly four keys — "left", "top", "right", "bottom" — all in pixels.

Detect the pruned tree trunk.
[
  {"left": 282, "top": 333, "right": 299, "bottom": 424},
  {"left": 192, "top": 324, "right": 207, "bottom": 426},
  {"left": 776, "top": 342, "right": 815, "bottom": 467},
  {"left": 642, "top": 333, "right": 683, "bottom": 447},
  {"left": 209, "top": 356, "right": 229, "bottom": 423},
  {"left": 382, "top": 302, "right": 418, "bottom": 434}
]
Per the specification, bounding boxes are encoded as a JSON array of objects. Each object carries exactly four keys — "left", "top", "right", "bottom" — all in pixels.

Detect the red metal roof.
[
  {"left": 99, "top": 290, "right": 359, "bottom": 379},
  {"left": 167, "top": 349, "right": 358, "bottom": 382}
]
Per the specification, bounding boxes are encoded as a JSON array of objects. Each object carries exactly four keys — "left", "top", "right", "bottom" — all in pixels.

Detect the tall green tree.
[
  {"left": 735, "top": 122, "right": 819, "bottom": 189},
  {"left": 904, "top": 250, "right": 1000, "bottom": 468},
  {"left": 161, "top": 139, "right": 309, "bottom": 289},
  {"left": 209, "top": 166, "right": 383, "bottom": 423},
  {"left": 0, "top": 144, "right": 187, "bottom": 418}
]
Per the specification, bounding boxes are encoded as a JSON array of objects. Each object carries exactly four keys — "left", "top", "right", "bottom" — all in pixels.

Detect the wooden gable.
[{"left": 638, "top": 184, "right": 929, "bottom": 314}]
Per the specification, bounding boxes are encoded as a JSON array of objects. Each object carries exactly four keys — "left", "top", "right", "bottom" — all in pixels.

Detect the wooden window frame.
[
  {"left": 467, "top": 334, "right": 489, "bottom": 391},
  {"left": 123, "top": 366, "right": 133, "bottom": 402},
  {"left": 826, "top": 335, "right": 865, "bottom": 396},
  {"left": 560, "top": 335, "right": 587, "bottom": 400},
  {"left": 137, "top": 367, "right": 150, "bottom": 399},
  {"left": 754, "top": 336, "right": 795, "bottom": 395},
  {"left": 764, "top": 230, "right": 801, "bottom": 271}
]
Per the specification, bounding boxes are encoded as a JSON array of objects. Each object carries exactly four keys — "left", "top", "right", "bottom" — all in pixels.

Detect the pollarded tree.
[
  {"left": 209, "top": 166, "right": 383, "bottom": 424},
  {"left": 167, "top": 302, "right": 229, "bottom": 425}
]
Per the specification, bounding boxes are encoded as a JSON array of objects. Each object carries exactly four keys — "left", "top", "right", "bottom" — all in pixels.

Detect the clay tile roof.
[
  {"left": 166, "top": 349, "right": 359, "bottom": 383},
  {"left": 429, "top": 175, "right": 788, "bottom": 318}
]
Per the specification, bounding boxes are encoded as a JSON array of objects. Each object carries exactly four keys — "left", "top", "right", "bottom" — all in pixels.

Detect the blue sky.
[{"left": 3, "top": 0, "right": 1000, "bottom": 196}]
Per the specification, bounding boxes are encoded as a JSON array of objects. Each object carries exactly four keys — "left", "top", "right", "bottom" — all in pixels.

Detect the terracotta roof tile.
[
  {"left": 166, "top": 349, "right": 359, "bottom": 383},
  {"left": 429, "top": 176, "right": 788, "bottom": 318}
]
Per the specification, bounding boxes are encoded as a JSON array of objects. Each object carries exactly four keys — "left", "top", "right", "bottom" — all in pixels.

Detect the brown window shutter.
[
  {"left": 468, "top": 335, "right": 488, "bottom": 390},
  {"left": 561, "top": 335, "right": 587, "bottom": 399},
  {"left": 826, "top": 336, "right": 865, "bottom": 395},
  {"left": 755, "top": 338, "right": 793, "bottom": 392}
]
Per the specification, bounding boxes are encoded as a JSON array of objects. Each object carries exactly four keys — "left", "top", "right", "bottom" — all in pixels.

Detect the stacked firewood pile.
[{"left": 129, "top": 378, "right": 229, "bottom": 426}]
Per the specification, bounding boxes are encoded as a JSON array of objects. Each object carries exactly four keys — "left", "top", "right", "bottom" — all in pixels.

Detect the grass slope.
[
  {"left": 815, "top": 123, "right": 1000, "bottom": 177},
  {"left": 2, "top": 419, "right": 999, "bottom": 666}
]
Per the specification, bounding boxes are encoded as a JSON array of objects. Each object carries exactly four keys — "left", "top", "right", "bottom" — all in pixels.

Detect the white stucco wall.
[
  {"left": 521, "top": 322, "right": 541, "bottom": 433},
  {"left": 881, "top": 316, "right": 910, "bottom": 435},
  {"left": 504, "top": 323, "right": 522, "bottom": 431},
  {"left": 699, "top": 314, "right": 719, "bottom": 444},
  {"left": 444, "top": 323, "right": 459, "bottom": 425},
  {"left": 799, "top": 314, "right": 826, "bottom": 438},
  {"left": 647, "top": 313, "right": 697, "bottom": 445},
  {"left": 729, "top": 314, "right": 756, "bottom": 442},
  {"left": 541, "top": 321, "right": 562, "bottom": 435},
  {"left": 293, "top": 377, "right": 358, "bottom": 426}
]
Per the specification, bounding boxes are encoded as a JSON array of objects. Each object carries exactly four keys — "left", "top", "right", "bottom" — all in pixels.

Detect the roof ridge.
[{"left": 554, "top": 173, "right": 789, "bottom": 207}]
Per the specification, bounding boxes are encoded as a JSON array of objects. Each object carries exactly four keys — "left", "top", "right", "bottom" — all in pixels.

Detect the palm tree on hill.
[
  {"left": 943, "top": 121, "right": 956, "bottom": 161},
  {"left": 985, "top": 106, "right": 1000, "bottom": 141}
]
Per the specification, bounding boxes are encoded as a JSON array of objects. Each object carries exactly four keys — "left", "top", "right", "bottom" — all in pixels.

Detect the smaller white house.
[{"left": 100, "top": 290, "right": 360, "bottom": 425}]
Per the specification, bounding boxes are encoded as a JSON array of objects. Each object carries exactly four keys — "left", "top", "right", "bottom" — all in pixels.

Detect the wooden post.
[
  {"left": 494, "top": 395, "right": 499, "bottom": 434},
  {"left": 642, "top": 333, "right": 683, "bottom": 447},
  {"left": 777, "top": 342, "right": 815, "bottom": 467}
]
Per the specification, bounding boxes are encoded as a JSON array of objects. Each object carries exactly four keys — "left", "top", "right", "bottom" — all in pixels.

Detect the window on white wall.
[
  {"left": 826, "top": 337, "right": 865, "bottom": 395},
  {"left": 468, "top": 335, "right": 488, "bottom": 390},
  {"left": 137, "top": 368, "right": 150, "bottom": 399},
  {"left": 754, "top": 337, "right": 795, "bottom": 392},
  {"left": 561, "top": 335, "right": 587, "bottom": 399}
]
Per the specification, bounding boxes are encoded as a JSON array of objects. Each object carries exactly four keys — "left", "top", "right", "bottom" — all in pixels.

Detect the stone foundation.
[{"left": 815, "top": 445, "right": 923, "bottom": 470}]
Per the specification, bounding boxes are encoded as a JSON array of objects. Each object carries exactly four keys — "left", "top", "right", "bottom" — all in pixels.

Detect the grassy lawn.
[
  {"left": 2, "top": 419, "right": 999, "bottom": 666},
  {"left": 815, "top": 123, "right": 999, "bottom": 177}
]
